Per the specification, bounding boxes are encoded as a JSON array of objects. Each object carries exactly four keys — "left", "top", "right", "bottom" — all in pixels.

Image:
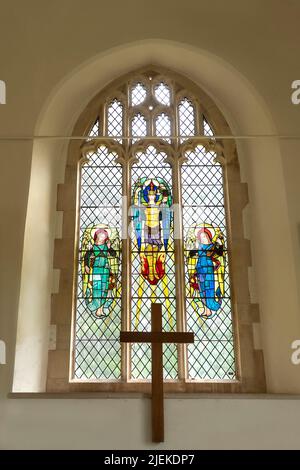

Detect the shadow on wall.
[
  {"left": 0, "top": 80, "right": 6, "bottom": 104},
  {"left": 0, "top": 340, "right": 6, "bottom": 364}
]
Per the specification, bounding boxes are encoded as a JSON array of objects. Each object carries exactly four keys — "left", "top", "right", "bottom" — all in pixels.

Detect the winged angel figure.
[
  {"left": 131, "top": 177, "right": 173, "bottom": 328},
  {"left": 186, "top": 223, "right": 226, "bottom": 319},
  {"left": 80, "top": 224, "right": 121, "bottom": 318}
]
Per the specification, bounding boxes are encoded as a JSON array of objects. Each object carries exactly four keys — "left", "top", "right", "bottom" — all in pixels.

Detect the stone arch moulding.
[
  {"left": 47, "top": 62, "right": 266, "bottom": 393},
  {"left": 14, "top": 40, "right": 293, "bottom": 394}
]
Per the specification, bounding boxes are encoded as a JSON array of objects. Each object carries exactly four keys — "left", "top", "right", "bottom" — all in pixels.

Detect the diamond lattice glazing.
[
  {"left": 181, "top": 145, "right": 236, "bottom": 380},
  {"left": 74, "top": 146, "right": 122, "bottom": 380}
]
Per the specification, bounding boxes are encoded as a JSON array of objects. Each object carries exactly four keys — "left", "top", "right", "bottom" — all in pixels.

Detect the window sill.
[{"left": 7, "top": 392, "right": 300, "bottom": 400}]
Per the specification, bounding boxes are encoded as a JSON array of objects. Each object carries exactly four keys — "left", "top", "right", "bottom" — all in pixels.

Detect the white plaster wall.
[
  {"left": 2, "top": 397, "right": 300, "bottom": 450},
  {"left": 13, "top": 141, "right": 65, "bottom": 392}
]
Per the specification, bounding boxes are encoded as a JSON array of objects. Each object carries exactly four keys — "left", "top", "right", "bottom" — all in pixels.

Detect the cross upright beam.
[
  {"left": 151, "top": 302, "right": 164, "bottom": 443},
  {"left": 120, "top": 303, "right": 194, "bottom": 443}
]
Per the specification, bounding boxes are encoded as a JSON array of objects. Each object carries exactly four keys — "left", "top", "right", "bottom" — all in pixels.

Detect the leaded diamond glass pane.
[
  {"left": 155, "top": 113, "right": 171, "bottom": 143},
  {"left": 131, "top": 113, "right": 147, "bottom": 143},
  {"left": 74, "top": 145, "right": 122, "bottom": 380},
  {"left": 130, "top": 145, "right": 177, "bottom": 380},
  {"left": 178, "top": 98, "right": 195, "bottom": 142},
  {"left": 88, "top": 119, "right": 99, "bottom": 138},
  {"left": 203, "top": 118, "right": 214, "bottom": 136},
  {"left": 154, "top": 82, "right": 171, "bottom": 106},
  {"left": 107, "top": 99, "right": 123, "bottom": 143},
  {"left": 181, "top": 145, "right": 236, "bottom": 380},
  {"left": 131, "top": 82, "right": 147, "bottom": 106}
]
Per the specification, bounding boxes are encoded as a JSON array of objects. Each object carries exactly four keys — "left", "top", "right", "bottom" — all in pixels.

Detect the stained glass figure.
[
  {"left": 130, "top": 146, "right": 177, "bottom": 380},
  {"left": 182, "top": 145, "right": 235, "bottom": 380},
  {"left": 185, "top": 223, "right": 225, "bottom": 319},
  {"left": 74, "top": 146, "right": 122, "bottom": 380},
  {"left": 131, "top": 177, "right": 173, "bottom": 326},
  {"left": 81, "top": 224, "right": 121, "bottom": 318}
]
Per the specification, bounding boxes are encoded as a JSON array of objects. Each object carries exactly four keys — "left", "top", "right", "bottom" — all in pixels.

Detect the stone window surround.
[{"left": 46, "top": 66, "right": 266, "bottom": 394}]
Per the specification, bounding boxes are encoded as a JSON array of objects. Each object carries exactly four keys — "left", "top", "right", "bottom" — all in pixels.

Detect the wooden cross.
[{"left": 120, "top": 303, "right": 194, "bottom": 443}]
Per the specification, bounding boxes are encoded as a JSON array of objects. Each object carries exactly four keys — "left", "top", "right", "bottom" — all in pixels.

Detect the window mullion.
[
  {"left": 121, "top": 155, "right": 131, "bottom": 382},
  {"left": 172, "top": 156, "right": 188, "bottom": 381}
]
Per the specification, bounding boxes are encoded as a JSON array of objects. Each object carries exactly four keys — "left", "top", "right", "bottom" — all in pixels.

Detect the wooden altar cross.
[{"left": 120, "top": 303, "right": 194, "bottom": 443}]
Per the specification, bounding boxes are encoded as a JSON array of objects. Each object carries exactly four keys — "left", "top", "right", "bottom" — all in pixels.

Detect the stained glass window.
[
  {"left": 74, "top": 146, "right": 122, "bottom": 379},
  {"left": 130, "top": 146, "right": 177, "bottom": 379},
  {"left": 182, "top": 146, "right": 235, "bottom": 379},
  {"left": 72, "top": 70, "right": 237, "bottom": 385}
]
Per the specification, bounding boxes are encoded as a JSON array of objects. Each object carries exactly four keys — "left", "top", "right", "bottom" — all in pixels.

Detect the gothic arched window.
[{"left": 48, "top": 68, "right": 265, "bottom": 393}]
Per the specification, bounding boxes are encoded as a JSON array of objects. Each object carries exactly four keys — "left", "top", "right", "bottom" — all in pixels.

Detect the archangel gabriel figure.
[
  {"left": 80, "top": 224, "right": 121, "bottom": 318},
  {"left": 131, "top": 177, "right": 173, "bottom": 329},
  {"left": 186, "top": 223, "right": 226, "bottom": 319}
]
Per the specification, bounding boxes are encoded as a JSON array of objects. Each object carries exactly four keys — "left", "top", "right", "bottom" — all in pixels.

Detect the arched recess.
[{"left": 12, "top": 40, "right": 299, "bottom": 394}]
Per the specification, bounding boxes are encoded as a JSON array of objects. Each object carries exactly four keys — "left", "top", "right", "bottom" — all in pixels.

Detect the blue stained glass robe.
[{"left": 196, "top": 242, "right": 222, "bottom": 312}]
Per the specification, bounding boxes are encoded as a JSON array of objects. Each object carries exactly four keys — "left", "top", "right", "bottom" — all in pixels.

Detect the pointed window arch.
[{"left": 48, "top": 68, "right": 265, "bottom": 393}]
